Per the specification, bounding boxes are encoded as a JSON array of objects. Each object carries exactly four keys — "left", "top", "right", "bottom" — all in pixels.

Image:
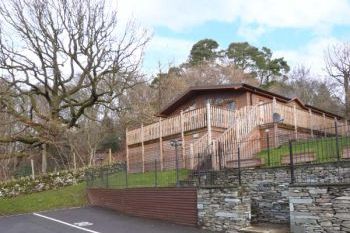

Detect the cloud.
[
  {"left": 274, "top": 37, "right": 341, "bottom": 75},
  {"left": 114, "top": 0, "right": 350, "bottom": 75},
  {"left": 117, "top": 0, "right": 350, "bottom": 33},
  {"left": 142, "top": 36, "right": 194, "bottom": 74}
]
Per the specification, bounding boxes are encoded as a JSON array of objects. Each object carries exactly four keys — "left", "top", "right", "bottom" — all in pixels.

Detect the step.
[
  {"left": 281, "top": 152, "right": 316, "bottom": 165},
  {"left": 226, "top": 158, "right": 263, "bottom": 168},
  {"left": 239, "top": 223, "right": 289, "bottom": 233}
]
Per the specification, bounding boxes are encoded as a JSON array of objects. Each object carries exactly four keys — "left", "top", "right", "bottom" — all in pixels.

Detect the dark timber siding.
[{"left": 87, "top": 187, "right": 198, "bottom": 226}]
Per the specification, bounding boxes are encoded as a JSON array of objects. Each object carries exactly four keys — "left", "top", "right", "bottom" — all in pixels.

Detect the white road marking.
[
  {"left": 74, "top": 222, "right": 94, "bottom": 227},
  {"left": 33, "top": 213, "right": 100, "bottom": 233}
]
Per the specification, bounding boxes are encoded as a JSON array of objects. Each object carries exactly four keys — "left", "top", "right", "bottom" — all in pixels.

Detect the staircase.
[{"left": 193, "top": 103, "right": 273, "bottom": 170}]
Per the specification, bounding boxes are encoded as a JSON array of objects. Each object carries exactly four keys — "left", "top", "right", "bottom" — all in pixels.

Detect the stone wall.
[
  {"left": 290, "top": 185, "right": 350, "bottom": 233},
  {"left": 210, "top": 162, "right": 350, "bottom": 224},
  {"left": 197, "top": 187, "right": 251, "bottom": 233}
]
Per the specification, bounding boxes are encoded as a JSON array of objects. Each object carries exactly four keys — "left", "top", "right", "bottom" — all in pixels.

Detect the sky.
[{"left": 116, "top": 0, "right": 350, "bottom": 77}]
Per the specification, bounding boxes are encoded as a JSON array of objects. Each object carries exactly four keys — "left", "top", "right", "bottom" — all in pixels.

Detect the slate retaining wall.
[{"left": 290, "top": 185, "right": 350, "bottom": 233}]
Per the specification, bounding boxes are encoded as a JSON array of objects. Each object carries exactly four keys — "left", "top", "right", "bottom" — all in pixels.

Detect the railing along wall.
[
  {"left": 211, "top": 101, "right": 347, "bottom": 169},
  {"left": 126, "top": 106, "right": 235, "bottom": 145},
  {"left": 212, "top": 103, "right": 273, "bottom": 167}
]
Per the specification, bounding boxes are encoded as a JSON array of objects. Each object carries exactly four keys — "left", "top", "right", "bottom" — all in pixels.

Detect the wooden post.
[
  {"left": 159, "top": 118, "right": 163, "bottom": 171},
  {"left": 180, "top": 110, "right": 186, "bottom": 168},
  {"left": 293, "top": 103, "right": 298, "bottom": 139},
  {"left": 41, "top": 144, "right": 47, "bottom": 174},
  {"left": 323, "top": 113, "right": 327, "bottom": 137},
  {"left": 141, "top": 124, "right": 145, "bottom": 173},
  {"left": 272, "top": 97, "right": 278, "bottom": 147},
  {"left": 73, "top": 152, "right": 77, "bottom": 170},
  {"left": 346, "top": 120, "right": 349, "bottom": 136},
  {"left": 31, "top": 159, "right": 35, "bottom": 179},
  {"left": 206, "top": 102, "right": 215, "bottom": 170},
  {"left": 334, "top": 117, "right": 338, "bottom": 134},
  {"left": 308, "top": 109, "right": 314, "bottom": 138},
  {"left": 108, "top": 148, "right": 112, "bottom": 165},
  {"left": 125, "top": 127, "right": 129, "bottom": 172},
  {"left": 190, "top": 143, "right": 194, "bottom": 169},
  {"left": 206, "top": 102, "right": 212, "bottom": 146}
]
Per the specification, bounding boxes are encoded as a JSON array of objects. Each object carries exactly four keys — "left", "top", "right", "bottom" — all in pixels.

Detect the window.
[
  {"left": 227, "top": 101, "right": 236, "bottom": 110},
  {"left": 215, "top": 98, "right": 224, "bottom": 105}
]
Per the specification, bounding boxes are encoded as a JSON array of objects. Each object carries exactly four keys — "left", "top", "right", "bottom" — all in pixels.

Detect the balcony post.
[
  {"left": 180, "top": 110, "right": 186, "bottom": 168},
  {"left": 309, "top": 109, "right": 314, "bottom": 138},
  {"left": 206, "top": 102, "right": 213, "bottom": 170},
  {"left": 125, "top": 127, "right": 129, "bottom": 172},
  {"left": 206, "top": 102, "right": 212, "bottom": 147},
  {"left": 141, "top": 123, "right": 145, "bottom": 173},
  {"left": 190, "top": 143, "right": 194, "bottom": 169},
  {"left": 272, "top": 97, "right": 278, "bottom": 147},
  {"left": 159, "top": 118, "right": 163, "bottom": 171},
  {"left": 293, "top": 103, "right": 298, "bottom": 139}
]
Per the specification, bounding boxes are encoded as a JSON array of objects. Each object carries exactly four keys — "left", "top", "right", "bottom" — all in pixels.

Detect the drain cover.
[{"left": 74, "top": 222, "right": 93, "bottom": 227}]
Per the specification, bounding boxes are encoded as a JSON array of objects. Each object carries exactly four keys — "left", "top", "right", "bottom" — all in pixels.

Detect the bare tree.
[
  {"left": 0, "top": 0, "right": 150, "bottom": 151},
  {"left": 325, "top": 43, "right": 350, "bottom": 119}
]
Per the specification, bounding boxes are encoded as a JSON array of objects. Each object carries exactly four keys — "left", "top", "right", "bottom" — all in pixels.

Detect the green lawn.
[
  {"left": 90, "top": 169, "right": 190, "bottom": 188},
  {"left": 258, "top": 136, "right": 350, "bottom": 166},
  {"left": 0, "top": 183, "right": 87, "bottom": 216}
]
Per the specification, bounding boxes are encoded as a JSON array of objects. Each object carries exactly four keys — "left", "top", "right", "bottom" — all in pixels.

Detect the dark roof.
[{"left": 158, "top": 83, "right": 343, "bottom": 118}]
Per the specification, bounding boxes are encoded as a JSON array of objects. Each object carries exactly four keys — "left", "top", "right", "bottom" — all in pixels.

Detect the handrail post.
[
  {"left": 180, "top": 110, "right": 186, "bottom": 168},
  {"left": 335, "top": 118, "right": 340, "bottom": 161},
  {"left": 190, "top": 143, "right": 194, "bottom": 169},
  {"left": 206, "top": 102, "right": 212, "bottom": 147},
  {"left": 237, "top": 146, "right": 241, "bottom": 186},
  {"left": 289, "top": 140, "right": 295, "bottom": 184},
  {"left": 272, "top": 97, "right": 279, "bottom": 147},
  {"left": 206, "top": 102, "right": 213, "bottom": 171},
  {"left": 309, "top": 109, "right": 314, "bottom": 138},
  {"left": 293, "top": 103, "right": 298, "bottom": 139}
]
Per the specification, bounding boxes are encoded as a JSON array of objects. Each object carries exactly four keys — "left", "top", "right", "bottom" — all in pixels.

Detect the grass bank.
[
  {"left": 89, "top": 169, "right": 190, "bottom": 188},
  {"left": 258, "top": 136, "right": 350, "bottom": 166},
  {"left": 0, "top": 183, "right": 86, "bottom": 216}
]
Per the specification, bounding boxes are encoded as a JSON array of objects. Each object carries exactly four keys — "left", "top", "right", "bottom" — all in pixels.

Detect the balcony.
[
  {"left": 126, "top": 104, "right": 236, "bottom": 145},
  {"left": 126, "top": 102, "right": 346, "bottom": 146}
]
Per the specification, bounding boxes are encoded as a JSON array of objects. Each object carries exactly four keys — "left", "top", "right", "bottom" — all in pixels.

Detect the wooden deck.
[{"left": 126, "top": 101, "right": 348, "bottom": 172}]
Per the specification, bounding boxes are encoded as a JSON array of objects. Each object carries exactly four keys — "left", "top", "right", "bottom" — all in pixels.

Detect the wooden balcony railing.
[
  {"left": 126, "top": 101, "right": 347, "bottom": 146},
  {"left": 126, "top": 105, "right": 235, "bottom": 145}
]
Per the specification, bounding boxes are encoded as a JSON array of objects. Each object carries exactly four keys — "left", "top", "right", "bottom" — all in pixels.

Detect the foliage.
[
  {"left": 0, "top": 183, "right": 86, "bottom": 216},
  {"left": 189, "top": 39, "right": 219, "bottom": 65},
  {"left": 226, "top": 42, "right": 290, "bottom": 85},
  {"left": 0, "top": 0, "right": 149, "bottom": 151}
]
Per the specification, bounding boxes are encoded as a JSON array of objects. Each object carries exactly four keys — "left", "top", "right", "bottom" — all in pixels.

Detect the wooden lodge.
[{"left": 126, "top": 83, "right": 347, "bottom": 172}]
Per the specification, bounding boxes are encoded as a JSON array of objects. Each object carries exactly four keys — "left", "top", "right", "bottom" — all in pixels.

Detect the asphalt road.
[{"left": 0, "top": 206, "right": 211, "bottom": 233}]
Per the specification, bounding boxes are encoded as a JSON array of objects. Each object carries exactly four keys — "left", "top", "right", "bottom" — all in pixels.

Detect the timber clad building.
[{"left": 125, "top": 83, "right": 346, "bottom": 173}]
